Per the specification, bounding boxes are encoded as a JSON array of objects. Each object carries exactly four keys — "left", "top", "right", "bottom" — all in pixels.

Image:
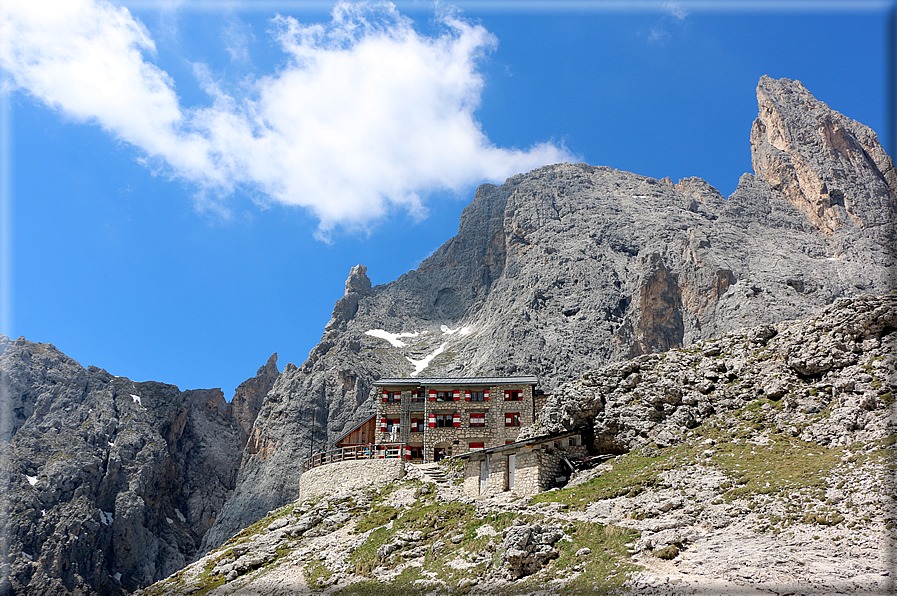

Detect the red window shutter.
[
  {"left": 465, "top": 390, "right": 471, "bottom": 401},
  {"left": 505, "top": 414, "right": 512, "bottom": 425},
  {"left": 453, "top": 412, "right": 460, "bottom": 428},
  {"left": 428, "top": 413, "right": 436, "bottom": 428},
  {"left": 382, "top": 391, "right": 389, "bottom": 402},
  {"left": 504, "top": 390, "right": 509, "bottom": 401},
  {"left": 484, "top": 390, "right": 489, "bottom": 401},
  {"left": 429, "top": 390, "right": 436, "bottom": 401},
  {"left": 380, "top": 418, "right": 387, "bottom": 432},
  {"left": 453, "top": 390, "right": 460, "bottom": 401}
]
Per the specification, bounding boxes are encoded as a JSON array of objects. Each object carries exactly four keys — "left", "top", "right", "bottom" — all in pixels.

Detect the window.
[
  {"left": 469, "top": 413, "right": 486, "bottom": 427},
  {"left": 411, "top": 390, "right": 425, "bottom": 402},
  {"left": 409, "top": 446, "right": 424, "bottom": 460},
  {"left": 469, "top": 442, "right": 485, "bottom": 451},
  {"left": 504, "top": 390, "right": 522, "bottom": 401},
  {"left": 470, "top": 391, "right": 485, "bottom": 402},
  {"left": 568, "top": 438, "right": 577, "bottom": 447},
  {"left": 436, "top": 414, "right": 453, "bottom": 428},
  {"left": 505, "top": 412, "right": 521, "bottom": 427},
  {"left": 382, "top": 391, "right": 401, "bottom": 402},
  {"left": 386, "top": 419, "right": 400, "bottom": 432},
  {"left": 410, "top": 418, "right": 422, "bottom": 432},
  {"left": 436, "top": 391, "right": 450, "bottom": 402}
]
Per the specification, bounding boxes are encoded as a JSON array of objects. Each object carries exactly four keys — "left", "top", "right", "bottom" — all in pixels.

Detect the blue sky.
[{"left": 1, "top": 0, "right": 893, "bottom": 398}]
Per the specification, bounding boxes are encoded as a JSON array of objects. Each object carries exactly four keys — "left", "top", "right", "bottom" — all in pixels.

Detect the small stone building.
[
  {"left": 456, "top": 431, "right": 586, "bottom": 497},
  {"left": 373, "top": 376, "right": 547, "bottom": 463}
]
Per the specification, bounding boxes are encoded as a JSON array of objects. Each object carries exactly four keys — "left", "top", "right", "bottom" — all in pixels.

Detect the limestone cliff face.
[
  {"left": 0, "top": 339, "right": 269, "bottom": 596},
  {"left": 751, "top": 75, "right": 897, "bottom": 242},
  {"left": 201, "top": 76, "right": 895, "bottom": 553}
]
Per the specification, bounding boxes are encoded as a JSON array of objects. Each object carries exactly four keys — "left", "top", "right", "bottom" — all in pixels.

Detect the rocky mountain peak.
[
  {"left": 325, "top": 265, "right": 374, "bottom": 332},
  {"left": 750, "top": 75, "right": 897, "bottom": 241},
  {"left": 230, "top": 353, "right": 279, "bottom": 447},
  {"left": 344, "top": 264, "right": 372, "bottom": 296}
]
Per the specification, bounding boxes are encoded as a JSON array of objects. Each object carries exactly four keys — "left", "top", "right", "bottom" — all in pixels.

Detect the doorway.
[{"left": 507, "top": 453, "right": 516, "bottom": 491}]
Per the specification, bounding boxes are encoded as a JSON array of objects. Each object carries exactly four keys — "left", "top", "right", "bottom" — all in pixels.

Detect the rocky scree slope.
[
  {"left": 202, "top": 75, "right": 896, "bottom": 552},
  {"left": 142, "top": 294, "right": 895, "bottom": 596},
  {"left": 0, "top": 339, "right": 278, "bottom": 595}
]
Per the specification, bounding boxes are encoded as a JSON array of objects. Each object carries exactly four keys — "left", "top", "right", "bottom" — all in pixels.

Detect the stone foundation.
[{"left": 299, "top": 459, "right": 405, "bottom": 501}]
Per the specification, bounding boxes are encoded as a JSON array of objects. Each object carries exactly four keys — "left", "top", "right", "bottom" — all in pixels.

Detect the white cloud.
[
  {"left": 662, "top": 2, "right": 688, "bottom": 20},
  {"left": 0, "top": 0, "right": 573, "bottom": 234},
  {"left": 223, "top": 16, "right": 254, "bottom": 64},
  {"left": 0, "top": 0, "right": 218, "bottom": 181},
  {"left": 648, "top": 27, "right": 669, "bottom": 42}
]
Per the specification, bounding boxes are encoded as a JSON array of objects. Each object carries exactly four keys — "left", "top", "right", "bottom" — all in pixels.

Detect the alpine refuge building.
[{"left": 373, "top": 376, "right": 546, "bottom": 463}]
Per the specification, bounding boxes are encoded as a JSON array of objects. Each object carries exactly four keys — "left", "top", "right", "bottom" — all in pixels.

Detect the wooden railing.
[{"left": 301, "top": 443, "right": 404, "bottom": 473}]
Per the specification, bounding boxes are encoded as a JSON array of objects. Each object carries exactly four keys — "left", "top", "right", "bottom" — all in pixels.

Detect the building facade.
[{"left": 373, "top": 376, "right": 544, "bottom": 464}]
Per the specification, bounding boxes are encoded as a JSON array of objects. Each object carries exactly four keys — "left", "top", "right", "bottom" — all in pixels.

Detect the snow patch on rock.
[
  {"left": 407, "top": 343, "right": 446, "bottom": 376},
  {"left": 441, "top": 325, "right": 471, "bottom": 336},
  {"left": 366, "top": 329, "right": 419, "bottom": 348}
]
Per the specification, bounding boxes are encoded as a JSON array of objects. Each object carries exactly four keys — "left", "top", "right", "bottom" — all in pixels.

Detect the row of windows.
[
  {"left": 382, "top": 413, "right": 522, "bottom": 431},
  {"left": 381, "top": 390, "right": 522, "bottom": 402}
]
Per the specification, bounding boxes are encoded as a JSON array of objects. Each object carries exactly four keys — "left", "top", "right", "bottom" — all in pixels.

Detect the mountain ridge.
[
  {"left": 139, "top": 292, "right": 896, "bottom": 596},
  {"left": 1, "top": 75, "right": 895, "bottom": 595},
  {"left": 199, "top": 76, "right": 895, "bottom": 554}
]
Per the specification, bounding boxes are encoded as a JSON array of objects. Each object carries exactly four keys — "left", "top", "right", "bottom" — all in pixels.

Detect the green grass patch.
[
  {"left": 709, "top": 436, "right": 842, "bottom": 500},
  {"left": 353, "top": 504, "right": 399, "bottom": 534},
  {"left": 549, "top": 522, "right": 638, "bottom": 595},
  {"left": 304, "top": 558, "right": 334, "bottom": 588},
  {"left": 350, "top": 526, "right": 393, "bottom": 575},
  {"left": 531, "top": 448, "right": 675, "bottom": 509},
  {"left": 337, "top": 566, "right": 425, "bottom": 595},
  {"left": 532, "top": 414, "right": 845, "bottom": 513}
]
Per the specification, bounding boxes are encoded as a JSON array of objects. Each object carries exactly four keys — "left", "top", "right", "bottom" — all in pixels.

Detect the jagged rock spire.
[{"left": 751, "top": 75, "right": 897, "bottom": 238}]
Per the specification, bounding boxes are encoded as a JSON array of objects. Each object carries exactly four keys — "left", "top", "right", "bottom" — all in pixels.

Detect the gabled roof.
[
  {"left": 374, "top": 376, "right": 538, "bottom": 387},
  {"left": 332, "top": 414, "right": 376, "bottom": 445}
]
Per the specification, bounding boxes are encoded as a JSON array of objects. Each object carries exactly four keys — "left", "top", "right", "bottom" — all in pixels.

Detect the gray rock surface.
[
  {"left": 538, "top": 293, "right": 896, "bottom": 453},
  {"left": 501, "top": 521, "right": 565, "bottom": 578},
  {"left": 202, "top": 76, "right": 896, "bottom": 553},
  {"left": 230, "top": 353, "right": 279, "bottom": 448},
  {"left": 0, "top": 339, "right": 269, "bottom": 595}
]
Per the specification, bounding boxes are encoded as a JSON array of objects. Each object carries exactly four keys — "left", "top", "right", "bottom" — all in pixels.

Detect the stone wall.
[
  {"left": 298, "top": 459, "right": 405, "bottom": 501},
  {"left": 462, "top": 436, "right": 585, "bottom": 497}
]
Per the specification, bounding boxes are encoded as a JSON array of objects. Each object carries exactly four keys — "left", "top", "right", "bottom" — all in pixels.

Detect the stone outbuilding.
[{"left": 455, "top": 430, "right": 586, "bottom": 497}]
